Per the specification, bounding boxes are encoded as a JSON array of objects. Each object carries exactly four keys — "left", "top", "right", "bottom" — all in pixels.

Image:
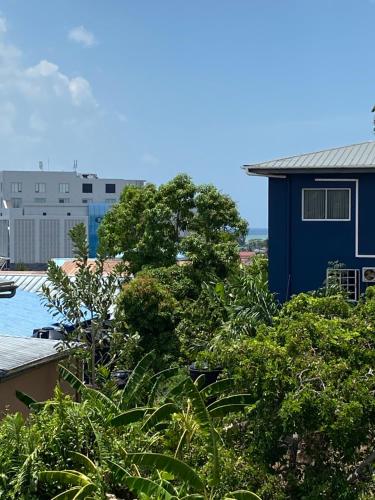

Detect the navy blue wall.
[{"left": 269, "top": 173, "right": 375, "bottom": 301}]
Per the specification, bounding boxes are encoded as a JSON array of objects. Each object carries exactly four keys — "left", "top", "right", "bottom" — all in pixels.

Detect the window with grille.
[
  {"left": 326, "top": 268, "right": 359, "bottom": 301},
  {"left": 303, "top": 189, "right": 350, "bottom": 220},
  {"left": 82, "top": 183, "right": 93, "bottom": 193},
  {"left": 105, "top": 183, "right": 116, "bottom": 193}
]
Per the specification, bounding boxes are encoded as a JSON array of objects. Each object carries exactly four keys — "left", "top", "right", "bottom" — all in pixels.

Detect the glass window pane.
[
  {"left": 327, "top": 190, "right": 349, "bottom": 219},
  {"left": 303, "top": 190, "right": 325, "bottom": 219}
]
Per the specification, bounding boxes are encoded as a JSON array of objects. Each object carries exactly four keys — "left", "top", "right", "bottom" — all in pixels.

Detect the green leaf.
[
  {"left": 58, "top": 365, "right": 85, "bottom": 393},
  {"left": 122, "top": 452, "right": 205, "bottom": 492},
  {"left": 180, "top": 496, "right": 206, "bottom": 500},
  {"left": 51, "top": 486, "right": 81, "bottom": 500},
  {"left": 182, "top": 377, "right": 219, "bottom": 484},
  {"left": 150, "top": 367, "right": 180, "bottom": 382},
  {"left": 148, "top": 367, "right": 181, "bottom": 406},
  {"left": 141, "top": 403, "right": 178, "bottom": 432},
  {"left": 110, "top": 407, "right": 152, "bottom": 427},
  {"left": 39, "top": 470, "right": 90, "bottom": 488},
  {"left": 107, "top": 460, "right": 130, "bottom": 480},
  {"left": 225, "top": 490, "right": 262, "bottom": 500},
  {"left": 165, "top": 377, "right": 188, "bottom": 398},
  {"left": 83, "top": 386, "right": 118, "bottom": 416},
  {"left": 200, "top": 378, "right": 235, "bottom": 398},
  {"left": 15, "top": 390, "right": 37, "bottom": 409},
  {"left": 209, "top": 403, "right": 255, "bottom": 418},
  {"left": 120, "top": 350, "right": 155, "bottom": 409},
  {"left": 69, "top": 452, "right": 97, "bottom": 476},
  {"left": 123, "top": 476, "right": 174, "bottom": 500},
  {"left": 207, "top": 394, "right": 252, "bottom": 411},
  {"left": 72, "top": 483, "right": 97, "bottom": 499}
]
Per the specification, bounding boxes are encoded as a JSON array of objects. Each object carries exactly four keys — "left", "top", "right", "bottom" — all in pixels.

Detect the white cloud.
[
  {"left": 0, "top": 14, "right": 98, "bottom": 146},
  {"left": 29, "top": 113, "right": 46, "bottom": 133},
  {"left": 0, "top": 15, "right": 7, "bottom": 34},
  {"left": 115, "top": 112, "right": 128, "bottom": 123},
  {"left": 141, "top": 153, "right": 160, "bottom": 166},
  {"left": 68, "top": 25, "right": 97, "bottom": 48}
]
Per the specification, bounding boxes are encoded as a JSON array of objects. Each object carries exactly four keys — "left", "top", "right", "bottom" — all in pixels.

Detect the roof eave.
[
  {"left": 0, "top": 348, "right": 71, "bottom": 382},
  {"left": 243, "top": 166, "right": 375, "bottom": 177}
]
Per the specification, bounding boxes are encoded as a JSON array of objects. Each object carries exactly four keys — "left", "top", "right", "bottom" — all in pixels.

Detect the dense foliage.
[
  {"left": 3, "top": 177, "right": 373, "bottom": 498},
  {"left": 98, "top": 174, "right": 248, "bottom": 278}
]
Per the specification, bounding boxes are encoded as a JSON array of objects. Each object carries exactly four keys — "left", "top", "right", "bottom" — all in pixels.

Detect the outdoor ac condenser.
[{"left": 362, "top": 267, "right": 375, "bottom": 283}]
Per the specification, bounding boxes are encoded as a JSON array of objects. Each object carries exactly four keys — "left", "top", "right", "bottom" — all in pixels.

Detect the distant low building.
[
  {"left": 239, "top": 250, "right": 255, "bottom": 265},
  {"left": 244, "top": 141, "right": 375, "bottom": 302},
  {"left": 0, "top": 170, "right": 145, "bottom": 266}
]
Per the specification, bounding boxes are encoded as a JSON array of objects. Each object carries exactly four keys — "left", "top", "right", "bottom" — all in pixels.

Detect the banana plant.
[
  {"left": 38, "top": 451, "right": 103, "bottom": 499},
  {"left": 109, "top": 451, "right": 262, "bottom": 500},
  {"left": 109, "top": 373, "right": 253, "bottom": 488}
]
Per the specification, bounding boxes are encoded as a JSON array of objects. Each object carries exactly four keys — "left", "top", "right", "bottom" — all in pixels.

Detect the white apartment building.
[{"left": 0, "top": 170, "right": 145, "bottom": 265}]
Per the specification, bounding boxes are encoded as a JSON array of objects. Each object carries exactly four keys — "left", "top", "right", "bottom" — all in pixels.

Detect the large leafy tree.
[{"left": 98, "top": 174, "right": 248, "bottom": 277}]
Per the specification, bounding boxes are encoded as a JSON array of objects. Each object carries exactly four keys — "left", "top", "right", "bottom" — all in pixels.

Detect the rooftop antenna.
[
  {"left": 38, "top": 160, "right": 43, "bottom": 171},
  {"left": 73, "top": 160, "right": 78, "bottom": 172},
  {"left": 372, "top": 105, "right": 375, "bottom": 134}
]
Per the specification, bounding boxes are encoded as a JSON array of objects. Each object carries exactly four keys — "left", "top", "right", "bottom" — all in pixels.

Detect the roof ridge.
[{"left": 244, "top": 140, "right": 375, "bottom": 167}]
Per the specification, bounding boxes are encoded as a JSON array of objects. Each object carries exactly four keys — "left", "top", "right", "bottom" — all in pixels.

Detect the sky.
[{"left": 0, "top": 0, "right": 374, "bottom": 227}]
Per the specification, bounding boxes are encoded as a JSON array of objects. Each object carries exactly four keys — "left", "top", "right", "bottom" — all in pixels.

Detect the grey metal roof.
[
  {"left": 243, "top": 141, "right": 375, "bottom": 174},
  {"left": 0, "top": 336, "right": 68, "bottom": 379},
  {"left": 0, "top": 274, "right": 50, "bottom": 293}
]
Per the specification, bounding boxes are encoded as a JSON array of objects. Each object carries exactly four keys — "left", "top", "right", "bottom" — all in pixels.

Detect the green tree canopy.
[{"left": 98, "top": 174, "right": 248, "bottom": 277}]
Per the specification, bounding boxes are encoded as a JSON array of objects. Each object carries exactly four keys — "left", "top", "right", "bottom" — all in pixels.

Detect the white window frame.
[
  {"left": 11, "top": 182, "right": 22, "bottom": 193},
  {"left": 35, "top": 182, "right": 46, "bottom": 193},
  {"left": 326, "top": 268, "right": 359, "bottom": 301},
  {"left": 59, "top": 183, "right": 70, "bottom": 194},
  {"left": 58, "top": 198, "right": 70, "bottom": 204},
  {"left": 302, "top": 188, "right": 351, "bottom": 221}
]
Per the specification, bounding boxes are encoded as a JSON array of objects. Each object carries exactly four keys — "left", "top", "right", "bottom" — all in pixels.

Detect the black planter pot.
[
  {"left": 189, "top": 363, "right": 222, "bottom": 388},
  {"left": 111, "top": 369, "right": 132, "bottom": 389}
]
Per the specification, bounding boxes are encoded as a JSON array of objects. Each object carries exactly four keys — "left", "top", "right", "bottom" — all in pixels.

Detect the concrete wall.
[
  {"left": 0, "top": 170, "right": 144, "bottom": 207},
  {"left": 0, "top": 361, "right": 73, "bottom": 418}
]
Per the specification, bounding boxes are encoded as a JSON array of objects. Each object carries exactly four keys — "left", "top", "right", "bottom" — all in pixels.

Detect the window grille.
[
  {"left": 303, "top": 189, "right": 350, "bottom": 220},
  {"left": 82, "top": 183, "right": 93, "bottom": 193},
  {"left": 326, "top": 268, "right": 359, "bottom": 301}
]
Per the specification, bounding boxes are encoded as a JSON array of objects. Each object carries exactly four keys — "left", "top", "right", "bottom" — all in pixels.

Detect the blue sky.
[{"left": 0, "top": 0, "right": 374, "bottom": 227}]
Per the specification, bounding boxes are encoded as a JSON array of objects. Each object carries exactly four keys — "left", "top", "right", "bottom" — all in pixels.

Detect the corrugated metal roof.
[
  {"left": 244, "top": 141, "right": 375, "bottom": 173},
  {"left": 0, "top": 336, "right": 68, "bottom": 378},
  {"left": 0, "top": 274, "right": 50, "bottom": 293}
]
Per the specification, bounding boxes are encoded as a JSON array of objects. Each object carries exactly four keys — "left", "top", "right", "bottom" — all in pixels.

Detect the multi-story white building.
[{"left": 0, "top": 170, "right": 145, "bottom": 266}]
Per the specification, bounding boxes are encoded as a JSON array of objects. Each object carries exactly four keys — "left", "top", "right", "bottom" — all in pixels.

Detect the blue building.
[
  {"left": 244, "top": 141, "right": 375, "bottom": 302},
  {"left": 88, "top": 203, "right": 111, "bottom": 258}
]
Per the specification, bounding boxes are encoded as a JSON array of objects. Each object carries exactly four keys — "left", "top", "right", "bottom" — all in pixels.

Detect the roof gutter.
[{"left": 241, "top": 166, "right": 286, "bottom": 179}]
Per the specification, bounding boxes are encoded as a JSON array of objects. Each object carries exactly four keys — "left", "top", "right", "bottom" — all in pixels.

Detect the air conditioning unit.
[{"left": 362, "top": 267, "right": 375, "bottom": 282}]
